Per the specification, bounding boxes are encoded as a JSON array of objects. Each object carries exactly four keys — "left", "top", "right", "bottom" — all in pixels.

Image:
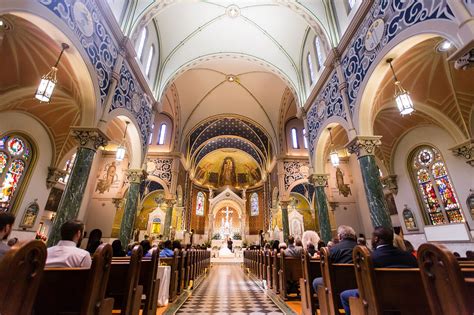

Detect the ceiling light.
[
  {"left": 437, "top": 39, "right": 452, "bottom": 52},
  {"left": 226, "top": 75, "right": 237, "bottom": 82},
  {"left": 387, "top": 58, "right": 414, "bottom": 116},
  {"left": 226, "top": 5, "right": 240, "bottom": 18},
  {"left": 0, "top": 20, "right": 4, "bottom": 27},
  {"left": 116, "top": 121, "right": 129, "bottom": 161},
  {"left": 35, "top": 43, "right": 69, "bottom": 103},
  {"left": 328, "top": 128, "right": 340, "bottom": 167}
]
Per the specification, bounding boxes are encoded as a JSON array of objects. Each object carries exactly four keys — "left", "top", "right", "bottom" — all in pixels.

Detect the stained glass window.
[
  {"left": 196, "top": 191, "right": 205, "bottom": 216},
  {"left": 250, "top": 192, "right": 259, "bottom": 216},
  {"left": 145, "top": 45, "right": 154, "bottom": 77},
  {"left": 410, "top": 146, "right": 464, "bottom": 225},
  {"left": 158, "top": 123, "right": 167, "bottom": 145},
  {"left": 59, "top": 152, "right": 77, "bottom": 184},
  {"left": 307, "top": 53, "right": 315, "bottom": 85},
  {"left": 314, "top": 37, "right": 324, "bottom": 70},
  {"left": 0, "top": 134, "right": 33, "bottom": 212},
  {"left": 291, "top": 128, "right": 298, "bottom": 149},
  {"left": 136, "top": 28, "right": 147, "bottom": 61}
]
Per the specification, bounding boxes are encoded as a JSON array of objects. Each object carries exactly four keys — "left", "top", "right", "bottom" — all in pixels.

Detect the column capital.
[
  {"left": 381, "top": 174, "right": 398, "bottom": 195},
  {"left": 450, "top": 139, "right": 474, "bottom": 166},
  {"left": 46, "top": 166, "right": 67, "bottom": 189},
  {"left": 111, "top": 197, "right": 125, "bottom": 209},
  {"left": 126, "top": 169, "right": 148, "bottom": 183},
  {"left": 165, "top": 198, "right": 176, "bottom": 207},
  {"left": 308, "top": 174, "right": 329, "bottom": 187},
  {"left": 279, "top": 200, "right": 290, "bottom": 208},
  {"left": 346, "top": 135, "right": 382, "bottom": 158},
  {"left": 71, "top": 127, "right": 109, "bottom": 151}
]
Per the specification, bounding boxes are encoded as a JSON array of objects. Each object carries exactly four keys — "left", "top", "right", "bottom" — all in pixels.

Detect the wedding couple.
[{"left": 218, "top": 237, "right": 234, "bottom": 257}]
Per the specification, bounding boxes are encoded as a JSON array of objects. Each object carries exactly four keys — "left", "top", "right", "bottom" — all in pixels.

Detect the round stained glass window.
[
  {"left": 418, "top": 149, "right": 433, "bottom": 166},
  {"left": 7, "top": 137, "right": 25, "bottom": 156}
]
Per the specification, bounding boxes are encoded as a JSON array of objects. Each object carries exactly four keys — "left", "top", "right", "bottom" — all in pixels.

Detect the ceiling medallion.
[
  {"left": 226, "top": 5, "right": 240, "bottom": 18},
  {"left": 73, "top": 1, "right": 94, "bottom": 37},
  {"left": 226, "top": 75, "right": 238, "bottom": 83}
]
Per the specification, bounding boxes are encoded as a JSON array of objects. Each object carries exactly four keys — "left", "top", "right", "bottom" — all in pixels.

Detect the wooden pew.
[
  {"left": 272, "top": 249, "right": 281, "bottom": 294},
  {"left": 138, "top": 248, "right": 159, "bottom": 315},
  {"left": 266, "top": 250, "right": 273, "bottom": 289},
  {"left": 160, "top": 248, "right": 180, "bottom": 302},
  {"left": 418, "top": 243, "right": 474, "bottom": 315},
  {"left": 106, "top": 245, "right": 143, "bottom": 315},
  {"left": 349, "top": 245, "right": 430, "bottom": 315},
  {"left": 259, "top": 250, "right": 265, "bottom": 280},
  {"left": 0, "top": 240, "right": 47, "bottom": 315},
  {"left": 177, "top": 249, "right": 186, "bottom": 295},
  {"left": 34, "top": 243, "right": 114, "bottom": 315},
  {"left": 317, "top": 247, "right": 357, "bottom": 315},
  {"left": 278, "top": 249, "right": 303, "bottom": 300},
  {"left": 300, "top": 253, "right": 322, "bottom": 315}
]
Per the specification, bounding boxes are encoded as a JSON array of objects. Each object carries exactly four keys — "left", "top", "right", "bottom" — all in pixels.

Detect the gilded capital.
[
  {"left": 279, "top": 200, "right": 290, "bottom": 208},
  {"left": 126, "top": 169, "right": 148, "bottom": 184},
  {"left": 46, "top": 167, "right": 67, "bottom": 189},
  {"left": 165, "top": 198, "right": 176, "bottom": 208},
  {"left": 71, "top": 127, "right": 109, "bottom": 151},
  {"left": 111, "top": 197, "right": 125, "bottom": 209},
  {"left": 346, "top": 136, "right": 382, "bottom": 158},
  {"left": 450, "top": 139, "right": 474, "bottom": 166},
  {"left": 308, "top": 174, "right": 329, "bottom": 187}
]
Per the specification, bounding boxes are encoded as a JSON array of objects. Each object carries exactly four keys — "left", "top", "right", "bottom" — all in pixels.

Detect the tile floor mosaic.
[{"left": 176, "top": 264, "right": 284, "bottom": 314}]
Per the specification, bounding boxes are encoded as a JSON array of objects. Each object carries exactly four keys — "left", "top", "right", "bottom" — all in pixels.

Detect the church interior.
[{"left": 0, "top": 0, "right": 473, "bottom": 314}]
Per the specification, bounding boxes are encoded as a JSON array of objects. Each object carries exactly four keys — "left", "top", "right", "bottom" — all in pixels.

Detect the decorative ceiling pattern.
[
  {"left": 291, "top": 183, "right": 315, "bottom": 203},
  {"left": 194, "top": 137, "right": 263, "bottom": 166}
]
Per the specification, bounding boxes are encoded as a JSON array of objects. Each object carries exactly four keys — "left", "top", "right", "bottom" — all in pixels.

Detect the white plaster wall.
[
  {"left": 0, "top": 112, "right": 54, "bottom": 241},
  {"left": 331, "top": 0, "right": 362, "bottom": 38},
  {"left": 392, "top": 125, "right": 474, "bottom": 236}
]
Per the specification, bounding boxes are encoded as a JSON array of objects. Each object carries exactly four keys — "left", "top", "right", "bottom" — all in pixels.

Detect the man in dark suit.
[
  {"left": 312, "top": 225, "right": 357, "bottom": 291},
  {"left": 340, "top": 226, "right": 418, "bottom": 315}
]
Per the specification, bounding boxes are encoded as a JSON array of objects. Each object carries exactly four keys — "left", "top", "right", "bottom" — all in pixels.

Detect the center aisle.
[{"left": 175, "top": 264, "right": 284, "bottom": 314}]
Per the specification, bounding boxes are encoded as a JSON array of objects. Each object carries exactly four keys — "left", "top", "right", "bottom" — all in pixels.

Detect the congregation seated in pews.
[
  {"left": 0, "top": 214, "right": 211, "bottom": 315},
  {"left": 243, "top": 223, "right": 474, "bottom": 315}
]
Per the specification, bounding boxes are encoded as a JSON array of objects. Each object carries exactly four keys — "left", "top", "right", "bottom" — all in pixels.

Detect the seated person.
[
  {"left": 46, "top": 220, "right": 92, "bottom": 268},
  {"left": 313, "top": 225, "right": 357, "bottom": 291},
  {"left": 0, "top": 212, "right": 15, "bottom": 259},
  {"left": 279, "top": 242, "right": 287, "bottom": 250},
  {"left": 340, "top": 226, "right": 418, "bottom": 315},
  {"left": 284, "top": 236, "right": 303, "bottom": 257},
  {"left": 160, "top": 240, "right": 174, "bottom": 257},
  {"left": 140, "top": 240, "right": 152, "bottom": 257}
]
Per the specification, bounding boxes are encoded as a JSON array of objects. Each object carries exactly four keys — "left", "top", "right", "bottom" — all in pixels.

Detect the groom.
[{"left": 227, "top": 237, "right": 233, "bottom": 252}]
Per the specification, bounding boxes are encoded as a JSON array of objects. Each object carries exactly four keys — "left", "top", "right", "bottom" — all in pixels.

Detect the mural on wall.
[
  {"left": 44, "top": 187, "right": 63, "bottom": 212},
  {"left": 20, "top": 200, "right": 40, "bottom": 228},
  {"left": 194, "top": 150, "right": 261, "bottom": 188},
  {"left": 95, "top": 161, "right": 121, "bottom": 194}
]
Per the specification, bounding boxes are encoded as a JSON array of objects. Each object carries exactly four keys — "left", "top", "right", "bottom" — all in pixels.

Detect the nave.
[{"left": 175, "top": 264, "right": 287, "bottom": 315}]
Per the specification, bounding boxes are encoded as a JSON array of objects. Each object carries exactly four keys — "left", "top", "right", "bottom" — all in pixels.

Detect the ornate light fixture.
[
  {"left": 328, "top": 128, "right": 339, "bottom": 167},
  {"left": 387, "top": 58, "right": 414, "bottom": 116},
  {"left": 35, "top": 43, "right": 69, "bottom": 103},
  {"left": 116, "top": 121, "right": 129, "bottom": 161}
]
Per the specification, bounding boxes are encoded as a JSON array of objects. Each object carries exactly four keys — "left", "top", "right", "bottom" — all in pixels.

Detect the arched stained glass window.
[
  {"left": 410, "top": 145, "right": 464, "bottom": 225},
  {"left": 307, "top": 53, "right": 315, "bottom": 85},
  {"left": 145, "top": 45, "right": 154, "bottom": 77},
  {"left": 0, "top": 135, "right": 33, "bottom": 212},
  {"left": 291, "top": 128, "right": 299, "bottom": 149},
  {"left": 303, "top": 128, "right": 308, "bottom": 149},
  {"left": 148, "top": 123, "right": 155, "bottom": 145},
  {"left": 250, "top": 192, "right": 259, "bottom": 216},
  {"left": 59, "top": 152, "right": 77, "bottom": 184},
  {"left": 137, "top": 28, "right": 147, "bottom": 61},
  {"left": 196, "top": 191, "right": 204, "bottom": 216},
  {"left": 158, "top": 123, "right": 167, "bottom": 145},
  {"left": 314, "top": 37, "right": 324, "bottom": 69}
]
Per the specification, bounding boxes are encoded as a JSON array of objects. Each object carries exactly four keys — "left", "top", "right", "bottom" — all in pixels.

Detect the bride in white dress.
[{"left": 219, "top": 239, "right": 233, "bottom": 257}]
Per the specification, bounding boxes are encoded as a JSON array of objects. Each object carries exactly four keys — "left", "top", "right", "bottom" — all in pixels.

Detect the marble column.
[
  {"left": 47, "top": 128, "right": 108, "bottom": 247},
  {"left": 163, "top": 198, "right": 176, "bottom": 239},
  {"left": 119, "top": 169, "right": 147, "bottom": 247},
  {"left": 280, "top": 200, "right": 290, "bottom": 242},
  {"left": 310, "top": 174, "right": 332, "bottom": 243},
  {"left": 347, "top": 136, "right": 392, "bottom": 229}
]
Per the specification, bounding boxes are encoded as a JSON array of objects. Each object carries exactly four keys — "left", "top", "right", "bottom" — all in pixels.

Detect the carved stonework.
[
  {"left": 71, "top": 127, "right": 109, "bottom": 151},
  {"left": 126, "top": 169, "right": 147, "bottom": 184},
  {"left": 111, "top": 197, "right": 124, "bottom": 209},
  {"left": 346, "top": 136, "right": 382, "bottom": 158},
  {"left": 146, "top": 158, "right": 173, "bottom": 186},
  {"left": 450, "top": 139, "right": 474, "bottom": 166},
  {"left": 308, "top": 174, "right": 328, "bottom": 187},
  {"left": 279, "top": 200, "right": 290, "bottom": 208},
  {"left": 381, "top": 174, "right": 398, "bottom": 195},
  {"left": 165, "top": 198, "right": 176, "bottom": 208},
  {"left": 283, "top": 160, "right": 310, "bottom": 190},
  {"left": 46, "top": 167, "right": 67, "bottom": 189},
  {"left": 454, "top": 49, "right": 474, "bottom": 70}
]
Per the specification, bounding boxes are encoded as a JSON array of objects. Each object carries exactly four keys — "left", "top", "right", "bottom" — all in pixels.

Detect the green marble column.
[
  {"left": 280, "top": 200, "right": 290, "bottom": 242},
  {"left": 47, "top": 128, "right": 108, "bottom": 247},
  {"left": 347, "top": 136, "right": 392, "bottom": 229},
  {"left": 311, "top": 174, "right": 332, "bottom": 243},
  {"left": 163, "top": 199, "right": 176, "bottom": 239},
  {"left": 119, "top": 169, "right": 147, "bottom": 247}
]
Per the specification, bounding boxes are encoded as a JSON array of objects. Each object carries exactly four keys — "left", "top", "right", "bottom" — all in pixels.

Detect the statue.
[
  {"left": 336, "top": 167, "right": 351, "bottom": 197},
  {"left": 219, "top": 157, "right": 236, "bottom": 186}
]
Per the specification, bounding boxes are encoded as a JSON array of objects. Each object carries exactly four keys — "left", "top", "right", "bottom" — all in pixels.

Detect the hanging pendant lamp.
[
  {"left": 328, "top": 128, "right": 339, "bottom": 167},
  {"left": 116, "top": 121, "right": 129, "bottom": 161},
  {"left": 35, "top": 43, "right": 69, "bottom": 103},
  {"left": 387, "top": 58, "right": 414, "bottom": 116}
]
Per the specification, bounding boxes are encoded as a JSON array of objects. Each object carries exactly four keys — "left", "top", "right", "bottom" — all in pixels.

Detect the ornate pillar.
[
  {"left": 347, "top": 136, "right": 392, "bottom": 229},
  {"left": 119, "top": 169, "right": 147, "bottom": 247},
  {"left": 450, "top": 139, "right": 474, "bottom": 166},
  {"left": 47, "top": 128, "right": 109, "bottom": 247},
  {"left": 309, "top": 174, "right": 332, "bottom": 243},
  {"left": 280, "top": 200, "right": 290, "bottom": 242},
  {"left": 163, "top": 198, "right": 176, "bottom": 239}
]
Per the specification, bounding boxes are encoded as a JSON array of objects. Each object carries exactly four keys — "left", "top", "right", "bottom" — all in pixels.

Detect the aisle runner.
[{"left": 176, "top": 264, "right": 284, "bottom": 314}]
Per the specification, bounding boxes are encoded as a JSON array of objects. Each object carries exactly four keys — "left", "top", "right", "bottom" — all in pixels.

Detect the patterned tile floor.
[{"left": 176, "top": 264, "right": 284, "bottom": 314}]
